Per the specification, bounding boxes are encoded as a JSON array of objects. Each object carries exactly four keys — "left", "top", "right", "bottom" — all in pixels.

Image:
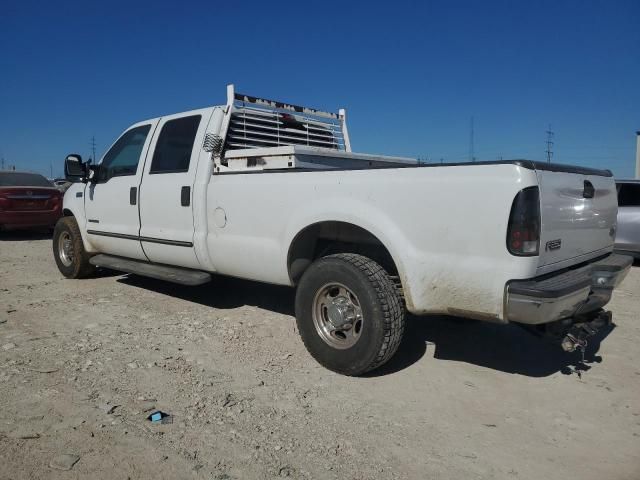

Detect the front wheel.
[
  {"left": 52, "top": 217, "right": 95, "bottom": 279},
  {"left": 295, "top": 253, "right": 405, "bottom": 376}
]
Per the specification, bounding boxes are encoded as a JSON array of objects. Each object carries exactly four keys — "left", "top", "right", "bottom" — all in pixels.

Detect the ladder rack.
[{"left": 212, "top": 85, "right": 414, "bottom": 173}]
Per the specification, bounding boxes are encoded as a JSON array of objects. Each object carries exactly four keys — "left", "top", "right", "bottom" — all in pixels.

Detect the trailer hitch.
[{"left": 558, "top": 310, "right": 613, "bottom": 353}]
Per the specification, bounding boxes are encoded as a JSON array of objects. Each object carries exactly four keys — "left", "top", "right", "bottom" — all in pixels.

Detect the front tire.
[
  {"left": 295, "top": 253, "right": 405, "bottom": 376},
  {"left": 53, "top": 217, "right": 95, "bottom": 279}
]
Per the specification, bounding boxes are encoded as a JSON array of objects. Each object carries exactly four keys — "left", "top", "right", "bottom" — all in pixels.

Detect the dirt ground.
[{"left": 0, "top": 232, "right": 639, "bottom": 480}]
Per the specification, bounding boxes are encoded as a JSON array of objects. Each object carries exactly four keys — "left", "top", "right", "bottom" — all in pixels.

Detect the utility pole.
[
  {"left": 545, "top": 124, "right": 554, "bottom": 164},
  {"left": 1, "top": 156, "right": 4, "bottom": 171},
  {"left": 635, "top": 131, "right": 640, "bottom": 179},
  {"left": 469, "top": 116, "right": 475, "bottom": 162},
  {"left": 50, "top": 161, "right": 53, "bottom": 179},
  {"left": 90, "top": 136, "right": 97, "bottom": 163}
]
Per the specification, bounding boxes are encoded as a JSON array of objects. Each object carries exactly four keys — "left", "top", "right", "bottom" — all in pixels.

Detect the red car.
[{"left": 0, "top": 171, "right": 63, "bottom": 231}]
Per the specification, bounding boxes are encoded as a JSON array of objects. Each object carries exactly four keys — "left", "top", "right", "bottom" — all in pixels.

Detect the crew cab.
[{"left": 53, "top": 85, "right": 632, "bottom": 375}]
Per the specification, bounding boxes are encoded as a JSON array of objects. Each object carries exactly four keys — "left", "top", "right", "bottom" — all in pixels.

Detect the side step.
[{"left": 89, "top": 254, "right": 211, "bottom": 286}]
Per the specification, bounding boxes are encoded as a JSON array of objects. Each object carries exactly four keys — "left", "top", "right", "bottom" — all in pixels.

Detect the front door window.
[{"left": 98, "top": 125, "right": 151, "bottom": 182}]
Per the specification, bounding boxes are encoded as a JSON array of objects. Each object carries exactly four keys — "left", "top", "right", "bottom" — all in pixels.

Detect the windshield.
[{"left": 0, "top": 172, "right": 53, "bottom": 187}]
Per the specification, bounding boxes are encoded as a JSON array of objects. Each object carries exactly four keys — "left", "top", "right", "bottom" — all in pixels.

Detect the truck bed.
[{"left": 222, "top": 146, "right": 614, "bottom": 176}]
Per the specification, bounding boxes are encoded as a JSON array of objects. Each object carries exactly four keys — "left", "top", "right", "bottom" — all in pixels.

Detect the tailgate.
[{"left": 536, "top": 168, "right": 617, "bottom": 268}]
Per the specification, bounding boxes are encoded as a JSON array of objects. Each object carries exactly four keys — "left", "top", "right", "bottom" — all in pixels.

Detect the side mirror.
[{"left": 64, "top": 154, "right": 86, "bottom": 182}]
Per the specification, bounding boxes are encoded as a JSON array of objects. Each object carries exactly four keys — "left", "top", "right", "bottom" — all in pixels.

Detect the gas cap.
[{"left": 213, "top": 207, "right": 227, "bottom": 228}]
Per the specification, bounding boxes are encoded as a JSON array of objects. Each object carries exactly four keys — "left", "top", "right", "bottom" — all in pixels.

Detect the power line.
[{"left": 545, "top": 124, "right": 554, "bottom": 164}]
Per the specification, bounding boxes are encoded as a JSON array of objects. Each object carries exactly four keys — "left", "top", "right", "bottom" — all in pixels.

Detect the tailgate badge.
[{"left": 545, "top": 239, "right": 562, "bottom": 251}]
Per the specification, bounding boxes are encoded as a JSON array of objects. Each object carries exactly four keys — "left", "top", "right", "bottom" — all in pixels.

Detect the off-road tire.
[
  {"left": 295, "top": 253, "right": 405, "bottom": 376},
  {"left": 53, "top": 216, "right": 95, "bottom": 279}
]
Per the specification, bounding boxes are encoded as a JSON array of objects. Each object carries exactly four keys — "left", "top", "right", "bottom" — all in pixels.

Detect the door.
[
  {"left": 138, "top": 109, "right": 212, "bottom": 269},
  {"left": 85, "top": 120, "right": 158, "bottom": 260}
]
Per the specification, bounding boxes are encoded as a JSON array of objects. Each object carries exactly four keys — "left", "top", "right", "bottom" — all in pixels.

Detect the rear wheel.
[
  {"left": 53, "top": 217, "right": 95, "bottom": 279},
  {"left": 295, "top": 253, "right": 405, "bottom": 376}
]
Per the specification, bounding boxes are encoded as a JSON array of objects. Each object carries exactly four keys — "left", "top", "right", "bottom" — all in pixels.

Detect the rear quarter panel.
[{"left": 205, "top": 163, "right": 539, "bottom": 320}]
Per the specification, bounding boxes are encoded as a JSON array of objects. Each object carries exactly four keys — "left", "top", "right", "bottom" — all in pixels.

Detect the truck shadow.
[
  {"left": 117, "top": 274, "right": 296, "bottom": 316},
  {"left": 370, "top": 314, "right": 613, "bottom": 378},
  {"left": 118, "top": 273, "right": 612, "bottom": 378}
]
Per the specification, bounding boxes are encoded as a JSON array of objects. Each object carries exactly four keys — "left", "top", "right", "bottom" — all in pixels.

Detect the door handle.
[
  {"left": 583, "top": 180, "right": 595, "bottom": 199},
  {"left": 130, "top": 187, "right": 137, "bottom": 205},
  {"left": 181, "top": 186, "right": 190, "bottom": 207}
]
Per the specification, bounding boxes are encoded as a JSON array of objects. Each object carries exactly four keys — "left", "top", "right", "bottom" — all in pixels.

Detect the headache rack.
[{"left": 210, "top": 85, "right": 415, "bottom": 173}]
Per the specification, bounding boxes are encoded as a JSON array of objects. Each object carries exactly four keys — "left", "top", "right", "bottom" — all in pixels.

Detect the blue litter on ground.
[{"left": 147, "top": 410, "right": 172, "bottom": 424}]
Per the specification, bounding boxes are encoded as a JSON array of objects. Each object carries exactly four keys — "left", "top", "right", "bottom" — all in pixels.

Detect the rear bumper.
[
  {"left": 0, "top": 210, "right": 61, "bottom": 229},
  {"left": 614, "top": 246, "right": 640, "bottom": 260},
  {"left": 505, "top": 253, "right": 633, "bottom": 325}
]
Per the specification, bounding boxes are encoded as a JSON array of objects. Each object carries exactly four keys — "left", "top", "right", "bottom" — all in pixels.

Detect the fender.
[
  {"left": 283, "top": 196, "right": 415, "bottom": 308},
  {"left": 62, "top": 182, "right": 99, "bottom": 253}
]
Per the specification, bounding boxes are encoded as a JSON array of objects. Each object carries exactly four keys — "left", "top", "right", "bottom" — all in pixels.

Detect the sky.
[{"left": 1, "top": 0, "right": 639, "bottom": 178}]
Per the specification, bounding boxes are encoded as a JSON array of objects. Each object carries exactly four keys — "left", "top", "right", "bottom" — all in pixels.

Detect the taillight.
[
  {"left": 51, "top": 193, "right": 62, "bottom": 210},
  {"left": 507, "top": 186, "right": 540, "bottom": 256}
]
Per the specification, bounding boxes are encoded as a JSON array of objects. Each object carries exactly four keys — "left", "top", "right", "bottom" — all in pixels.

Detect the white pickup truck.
[{"left": 54, "top": 85, "right": 632, "bottom": 375}]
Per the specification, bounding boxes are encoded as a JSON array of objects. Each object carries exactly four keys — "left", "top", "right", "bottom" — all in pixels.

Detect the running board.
[{"left": 89, "top": 254, "right": 211, "bottom": 286}]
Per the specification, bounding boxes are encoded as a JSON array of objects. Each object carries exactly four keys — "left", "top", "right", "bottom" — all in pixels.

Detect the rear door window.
[
  {"left": 617, "top": 183, "right": 640, "bottom": 207},
  {"left": 149, "top": 115, "right": 201, "bottom": 174}
]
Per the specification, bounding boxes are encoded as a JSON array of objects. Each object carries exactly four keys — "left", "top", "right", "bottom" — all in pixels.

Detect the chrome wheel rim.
[
  {"left": 312, "top": 283, "right": 363, "bottom": 349},
  {"left": 58, "top": 231, "right": 74, "bottom": 267}
]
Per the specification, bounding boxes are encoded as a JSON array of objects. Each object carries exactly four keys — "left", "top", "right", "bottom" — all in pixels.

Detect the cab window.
[
  {"left": 99, "top": 125, "right": 151, "bottom": 181},
  {"left": 149, "top": 115, "right": 201, "bottom": 174}
]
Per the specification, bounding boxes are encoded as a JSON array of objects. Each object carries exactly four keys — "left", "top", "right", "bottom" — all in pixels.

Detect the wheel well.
[
  {"left": 62, "top": 208, "right": 74, "bottom": 217},
  {"left": 287, "top": 221, "right": 400, "bottom": 285}
]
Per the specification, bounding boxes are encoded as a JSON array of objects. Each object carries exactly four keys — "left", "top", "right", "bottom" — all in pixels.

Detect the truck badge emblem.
[{"left": 545, "top": 239, "right": 562, "bottom": 251}]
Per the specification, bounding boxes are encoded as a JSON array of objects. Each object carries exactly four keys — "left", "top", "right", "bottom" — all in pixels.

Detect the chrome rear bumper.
[{"left": 505, "top": 254, "right": 633, "bottom": 325}]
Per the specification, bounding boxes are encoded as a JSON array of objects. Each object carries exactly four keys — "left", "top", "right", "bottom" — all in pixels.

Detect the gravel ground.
[{"left": 0, "top": 232, "right": 639, "bottom": 480}]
